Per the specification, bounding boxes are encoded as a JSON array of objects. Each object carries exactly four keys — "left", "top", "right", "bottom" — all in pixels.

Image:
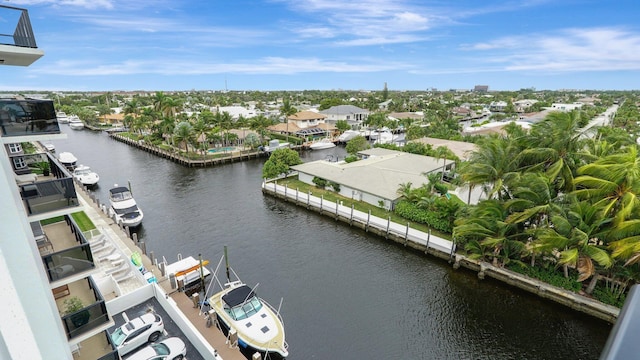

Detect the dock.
[{"left": 74, "top": 181, "right": 248, "bottom": 360}]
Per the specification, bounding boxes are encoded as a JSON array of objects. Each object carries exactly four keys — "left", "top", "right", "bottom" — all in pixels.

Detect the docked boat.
[
  {"left": 309, "top": 138, "right": 336, "bottom": 150},
  {"left": 43, "top": 143, "right": 55, "bottom": 152},
  {"left": 373, "top": 130, "right": 395, "bottom": 145},
  {"left": 68, "top": 116, "right": 84, "bottom": 130},
  {"left": 208, "top": 249, "right": 288, "bottom": 359},
  {"left": 57, "top": 151, "right": 78, "bottom": 171},
  {"left": 108, "top": 184, "right": 144, "bottom": 227},
  {"left": 163, "top": 256, "right": 212, "bottom": 294},
  {"left": 337, "top": 130, "right": 361, "bottom": 143},
  {"left": 72, "top": 165, "right": 99, "bottom": 186},
  {"left": 56, "top": 112, "right": 69, "bottom": 124}
]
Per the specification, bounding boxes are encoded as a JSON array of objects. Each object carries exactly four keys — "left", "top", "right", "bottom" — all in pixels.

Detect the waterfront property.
[{"left": 291, "top": 148, "right": 454, "bottom": 210}]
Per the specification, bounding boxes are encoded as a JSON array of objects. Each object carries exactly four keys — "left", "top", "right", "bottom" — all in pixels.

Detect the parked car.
[
  {"left": 125, "top": 337, "right": 186, "bottom": 360},
  {"left": 110, "top": 313, "right": 164, "bottom": 356}
]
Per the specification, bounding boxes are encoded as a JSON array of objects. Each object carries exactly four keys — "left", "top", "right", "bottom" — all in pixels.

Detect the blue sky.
[{"left": 1, "top": 0, "right": 639, "bottom": 91}]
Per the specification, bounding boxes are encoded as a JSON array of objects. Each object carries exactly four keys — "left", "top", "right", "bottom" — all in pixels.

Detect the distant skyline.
[{"left": 1, "top": 0, "right": 639, "bottom": 92}]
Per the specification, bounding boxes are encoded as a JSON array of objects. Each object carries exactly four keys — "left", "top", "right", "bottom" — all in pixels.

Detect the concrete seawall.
[{"left": 262, "top": 180, "right": 620, "bottom": 323}]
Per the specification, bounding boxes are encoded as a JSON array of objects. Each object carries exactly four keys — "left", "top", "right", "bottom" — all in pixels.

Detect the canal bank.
[
  {"left": 262, "top": 179, "right": 620, "bottom": 323},
  {"left": 49, "top": 127, "right": 612, "bottom": 359}
]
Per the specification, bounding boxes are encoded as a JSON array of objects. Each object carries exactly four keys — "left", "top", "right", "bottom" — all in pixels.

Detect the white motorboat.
[
  {"left": 373, "top": 130, "right": 395, "bottom": 145},
  {"left": 57, "top": 151, "right": 78, "bottom": 171},
  {"left": 68, "top": 116, "right": 84, "bottom": 130},
  {"left": 309, "top": 138, "right": 336, "bottom": 150},
  {"left": 337, "top": 130, "right": 361, "bottom": 143},
  {"left": 56, "top": 112, "right": 69, "bottom": 124},
  {"left": 207, "top": 250, "right": 288, "bottom": 359},
  {"left": 43, "top": 143, "right": 55, "bottom": 152},
  {"left": 73, "top": 165, "right": 100, "bottom": 186},
  {"left": 261, "top": 139, "right": 291, "bottom": 153},
  {"left": 163, "top": 256, "right": 212, "bottom": 294},
  {"left": 108, "top": 184, "right": 143, "bottom": 227}
]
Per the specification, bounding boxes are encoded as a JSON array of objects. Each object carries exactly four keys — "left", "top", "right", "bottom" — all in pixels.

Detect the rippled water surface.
[{"left": 51, "top": 129, "right": 612, "bottom": 359}]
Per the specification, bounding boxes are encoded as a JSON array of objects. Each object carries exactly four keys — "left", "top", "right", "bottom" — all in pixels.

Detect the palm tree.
[
  {"left": 173, "top": 122, "right": 194, "bottom": 153},
  {"left": 280, "top": 99, "right": 297, "bottom": 142},
  {"left": 531, "top": 199, "right": 612, "bottom": 286},
  {"left": 434, "top": 146, "right": 450, "bottom": 181},
  {"left": 459, "top": 136, "right": 520, "bottom": 201},
  {"left": 453, "top": 200, "right": 526, "bottom": 267},
  {"left": 517, "top": 111, "right": 590, "bottom": 193}
]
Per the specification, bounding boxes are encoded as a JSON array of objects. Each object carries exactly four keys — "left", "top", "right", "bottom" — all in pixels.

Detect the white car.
[
  {"left": 125, "top": 337, "right": 187, "bottom": 360},
  {"left": 111, "top": 313, "right": 164, "bottom": 356}
]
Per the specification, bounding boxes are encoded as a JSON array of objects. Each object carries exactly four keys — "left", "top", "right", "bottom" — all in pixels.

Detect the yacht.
[
  {"left": 68, "top": 116, "right": 84, "bottom": 130},
  {"left": 309, "top": 138, "right": 336, "bottom": 150},
  {"left": 108, "top": 184, "right": 144, "bottom": 227},
  {"left": 208, "top": 251, "right": 288, "bottom": 359},
  {"left": 72, "top": 165, "right": 100, "bottom": 186},
  {"left": 56, "top": 112, "right": 69, "bottom": 124},
  {"left": 57, "top": 151, "right": 77, "bottom": 171},
  {"left": 337, "top": 130, "right": 361, "bottom": 143}
]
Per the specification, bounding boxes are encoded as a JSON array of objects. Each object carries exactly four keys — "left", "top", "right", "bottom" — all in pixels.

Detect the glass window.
[
  {"left": 13, "top": 157, "right": 26, "bottom": 169},
  {"left": 8, "top": 143, "right": 22, "bottom": 153}
]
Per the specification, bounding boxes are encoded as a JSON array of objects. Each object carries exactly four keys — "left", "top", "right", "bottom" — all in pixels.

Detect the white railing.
[{"left": 262, "top": 181, "right": 455, "bottom": 255}]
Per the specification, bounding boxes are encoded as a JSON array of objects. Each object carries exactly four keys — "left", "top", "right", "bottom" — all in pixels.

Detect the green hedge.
[
  {"left": 508, "top": 263, "right": 582, "bottom": 292},
  {"left": 393, "top": 200, "right": 455, "bottom": 233}
]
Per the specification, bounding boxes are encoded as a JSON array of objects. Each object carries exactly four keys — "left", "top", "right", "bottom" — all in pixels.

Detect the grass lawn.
[
  {"left": 71, "top": 211, "right": 96, "bottom": 232},
  {"left": 276, "top": 178, "right": 452, "bottom": 240}
]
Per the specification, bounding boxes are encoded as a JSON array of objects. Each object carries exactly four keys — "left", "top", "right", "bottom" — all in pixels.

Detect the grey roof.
[
  {"left": 292, "top": 149, "right": 454, "bottom": 201},
  {"left": 320, "top": 105, "right": 369, "bottom": 115}
]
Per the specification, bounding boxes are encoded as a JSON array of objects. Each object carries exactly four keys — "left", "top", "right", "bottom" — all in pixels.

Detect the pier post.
[
  {"left": 386, "top": 216, "right": 391, "bottom": 239},
  {"left": 350, "top": 204, "right": 354, "bottom": 225},
  {"left": 366, "top": 210, "right": 371, "bottom": 232},
  {"left": 320, "top": 195, "right": 323, "bottom": 211},
  {"left": 284, "top": 184, "right": 287, "bottom": 200},
  {"left": 132, "top": 232, "right": 138, "bottom": 244},
  {"left": 307, "top": 190, "right": 311, "bottom": 209},
  {"left": 296, "top": 187, "right": 299, "bottom": 202},
  {"left": 425, "top": 229, "right": 431, "bottom": 254},
  {"left": 140, "top": 241, "right": 146, "bottom": 255},
  {"left": 335, "top": 201, "right": 339, "bottom": 220},
  {"left": 149, "top": 251, "right": 155, "bottom": 265},
  {"left": 125, "top": 226, "right": 131, "bottom": 239},
  {"left": 404, "top": 223, "right": 409, "bottom": 246}
]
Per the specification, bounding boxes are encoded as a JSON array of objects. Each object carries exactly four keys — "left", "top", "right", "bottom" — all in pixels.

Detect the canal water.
[{"left": 51, "top": 128, "right": 612, "bottom": 359}]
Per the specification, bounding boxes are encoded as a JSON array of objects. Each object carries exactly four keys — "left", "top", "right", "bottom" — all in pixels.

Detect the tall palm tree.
[
  {"left": 280, "top": 99, "right": 296, "bottom": 141},
  {"left": 173, "top": 122, "right": 194, "bottom": 153},
  {"left": 459, "top": 136, "right": 520, "bottom": 201},
  {"left": 517, "top": 111, "right": 590, "bottom": 193}
]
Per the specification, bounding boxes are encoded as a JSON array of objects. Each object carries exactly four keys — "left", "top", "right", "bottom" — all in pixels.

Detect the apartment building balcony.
[
  {"left": 55, "top": 276, "right": 112, "bottom": 340},
  {"left": 11, "top": 152, "right": 81, "bottom": 220},
  {"left": 1, "top": 98, "right": 60, "bottom": 138},
  {"left": 0, "top": 5, "right": 44, "bottom": 66}
]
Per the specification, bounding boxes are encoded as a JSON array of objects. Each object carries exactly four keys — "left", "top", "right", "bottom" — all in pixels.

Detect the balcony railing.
[
  {"left": 0, "top": 98, "right": 60, "bottom": 137},
  {"left": 42, "top": 243, "right": 95, "bottom": 282},
  {"left": 0, "top": 5, "right": 38, "bottom": 48},
  {"left": 60, "top": 277, "right": 109, "bottom": 340},
  {"left": 97, "top": 331, "right": 119, "bottom": 360},
  {"left": 19, "top": 177, "right": 79, "bottom": 215},
  {"left": 62, "top": 299, "right": 109, "bottom": 340}
]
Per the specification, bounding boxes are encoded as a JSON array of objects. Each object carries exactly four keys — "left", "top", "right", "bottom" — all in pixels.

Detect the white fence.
[{"left": 262, "top": 180, "right": 455, "bottom": 255}]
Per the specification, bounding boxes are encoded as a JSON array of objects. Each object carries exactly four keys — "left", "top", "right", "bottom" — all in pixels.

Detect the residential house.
[{"left": 319, "top": 105, "right": 369, "bottom": 129}]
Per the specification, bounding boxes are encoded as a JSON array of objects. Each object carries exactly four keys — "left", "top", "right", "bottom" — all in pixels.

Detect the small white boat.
[
  {"left": 56, "top": 112, "right": 69, "bottom": 124},
  {"left": 68, "top": 116, "right": 84, "bottom": 130},
  {"left": 73, "top": 165, "right": 100, "bottom": 186},
  {"left": 309, "top": 138, "right": 336, "bottom": 150},
  {"left": 373, "top": 129, "right": 395, "bottom": 145},
  {"left": 108, "top": 184, "right": 143, "bottom": 227},
  {"left": 57, "top": 151, "right": 78, "bottom": 171},
  {"left": 261, "top": 139, "right": 291, "bottom": 153},
  {"left": 163, "top": 256, "right": 212, "bottom": 293},
  {"left": 337, "top": 130, "right": 361, "bottom": 143},
  {"left": 43, "top": 143, "right": 55, "bottom": 152},
  {"left": 208, "top": 250, "right": 288, "bottom": 359}
]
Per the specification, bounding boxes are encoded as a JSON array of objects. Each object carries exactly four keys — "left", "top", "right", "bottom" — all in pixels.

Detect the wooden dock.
[{"left": 109, "top": 133, "right": 268, "bottom": 167}]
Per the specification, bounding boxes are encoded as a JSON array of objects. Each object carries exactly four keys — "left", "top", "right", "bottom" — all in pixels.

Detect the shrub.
[
  {"left": 330, "top": 181, "right": 341, "bottom": 192},
  {"left": 508, "top": 263, "right": 582, "bottom": 292},
  {"left": 344, "top": 155, "right": 358, "bottom": 163},
  {"left": 312, "top": 176, "right": 328, "bottom": 189}
]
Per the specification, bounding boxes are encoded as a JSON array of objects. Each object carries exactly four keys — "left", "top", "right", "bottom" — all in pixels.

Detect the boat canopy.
[
  {"left": 222, "top": 285, "right": 256, "bottom": 307},
  {"left": 110, "top": 187, "right": 133, "bottom": 201}
]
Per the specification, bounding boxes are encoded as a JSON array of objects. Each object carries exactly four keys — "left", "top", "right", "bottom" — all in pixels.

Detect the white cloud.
[
  {"left": 8, "top": 0, "right": 114, "bottom": 9},
  {"left": 465, "top": 27, "right": 640, "bottom": 72}
]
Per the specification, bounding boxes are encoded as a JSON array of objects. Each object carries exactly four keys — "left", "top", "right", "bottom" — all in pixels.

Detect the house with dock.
[{"left": 291, "top": 148, "right": 454, "bottom": 210}]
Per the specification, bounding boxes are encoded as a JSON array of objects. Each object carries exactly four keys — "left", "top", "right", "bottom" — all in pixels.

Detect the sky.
[{"left": 1, "top": 0, "right": 639, "bottom": 91}]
